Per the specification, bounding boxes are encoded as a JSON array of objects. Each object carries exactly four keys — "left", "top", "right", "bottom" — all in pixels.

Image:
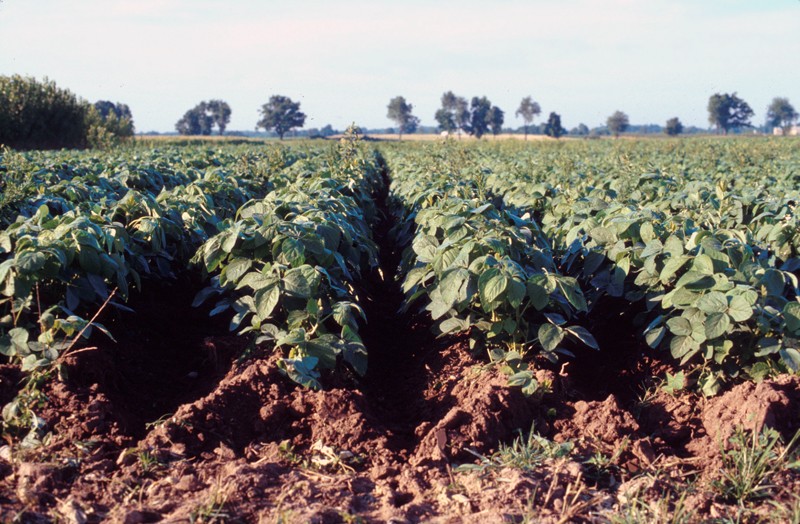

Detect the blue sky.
[{"left": 1, "top": 0, "right": 798, "bottom": 132}]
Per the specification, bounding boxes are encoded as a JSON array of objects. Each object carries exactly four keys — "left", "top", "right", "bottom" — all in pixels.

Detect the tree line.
[
  {"left": 174, "top": 90, "right": 798, "bottom": 140},
  {"left": 2, "top": 75, "right": 798, "bottom": 150},
  {"left": 384, "top": 92, "right": 798, "bottom": 139},
  {"left": 0, "top": 75, "right": 134, "bottom": 150}
]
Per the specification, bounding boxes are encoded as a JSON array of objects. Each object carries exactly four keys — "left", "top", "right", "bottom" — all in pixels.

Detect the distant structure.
[{"left": 773, "top": 125, "right": 799, "bottom": 136}]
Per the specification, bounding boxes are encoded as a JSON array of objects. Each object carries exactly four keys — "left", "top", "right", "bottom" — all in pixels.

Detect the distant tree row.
[
  {"left": 175, "top": 95, "right": 306, "bottom": 140},
  {"left": 0, "top": 75, "right": 134, "bottom": 150},
  {"left": 174, "top": 92, "right": 797, "bottom": 140},
  {"left": 385, "top": 93, "right": 798, "bottom": 139}
]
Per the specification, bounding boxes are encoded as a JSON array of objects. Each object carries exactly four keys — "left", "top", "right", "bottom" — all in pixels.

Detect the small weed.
[
  {"left": 278, "top": 439, "right": 361, "bottom": 474},
  {"left": 713, "top": 425, "right": 799, "bottom": 504},
  {"left": 769, "top": 494, "right": 800, "bottom": 524},
  {"left": 144, "top": 413, "right": 175, "bottom": 431},
  {"left": 610, "top": 490, "right": 692, "bottom": 524},
  {"left": 338, "top": 511, "right": 366, "bottom": 524},
  {"left": 455, "top": 424, "right": 573, "bottom": 474},
  {"left": 583, "top": 439, "right": 628, "bottom": 486},
  {"left": 136, "top": 450, "right": 163, "bottom": 475},
  {"left": 189, "top": 476, "right": 235, "bottom": 523}
]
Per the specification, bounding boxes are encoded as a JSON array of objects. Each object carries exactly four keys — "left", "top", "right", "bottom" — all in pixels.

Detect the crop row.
[
  {"left": 383, "top": 138, "right": 800, "bottom": 394},
  {"left": 0, "top": 140, "right": 384, "bottom": 393}
]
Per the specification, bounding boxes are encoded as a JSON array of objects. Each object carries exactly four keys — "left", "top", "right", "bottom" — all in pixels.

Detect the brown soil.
[{"left": 2, "top": 322, "right": 800, "bottom": 522}]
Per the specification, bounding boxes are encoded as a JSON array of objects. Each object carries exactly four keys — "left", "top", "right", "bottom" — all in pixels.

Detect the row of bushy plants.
[{"left": 0, "top": 75, "right": 133, "bottom": 150}]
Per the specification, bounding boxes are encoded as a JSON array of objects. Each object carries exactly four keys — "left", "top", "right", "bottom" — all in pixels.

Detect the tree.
[
  {"left": 515, "top": 96, "right": 541, "bottom": 140},
  {"left": 86, "top": 100, "right": 135, "bottom": 148},
  {"left": 707, "top": 92, "right": 753, "bottom": 134},
  {"left": 607, "top": 111, "right": 629, "bottom": 138},
  {"left": 488, "top": 106, "right": 504, "bottom": 136},
  {"left": 435, "top": 91, "right": 469, "bottom": 135},
  {"left": 544, "top": 112, "right": 565, "bottom": 139},
  {"left": 386, "top": 96, "right": 420, "bottom": 139},
  {"left": 175, "top": 100, "right": 230, "bottom": 136},
  {"left": 257, "top": 95, "right": 306, "bottom": 139},
  {"left": 94, "top": 101, "right": 133, "bottom": 123},
  {"left": 664, "top": 117, "right": 683, "bottom": 136},
  {"left": 466, "top": 96, "right": 493, "bottom": 138},
  {"left": 766, "top": 97, "right": 798, "bottom": 135},
  {"left": 206, "top": 99, "right": 231, "bottom": 135},
  {"left": 0, "top": 75, "right": 89, "bottom": 150},
  {"left": 570, "top": 123, "right": 590, "bottom": 136},
  {"left": 176, "top": 103, "right": 214, "bottom": 135}
]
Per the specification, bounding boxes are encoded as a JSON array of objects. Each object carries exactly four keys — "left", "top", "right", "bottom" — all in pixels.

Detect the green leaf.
[
  {"left": 676, "top": 271, "right": 715, "bottom": 290},
  {"left": 526, "top": 280, "right": 549, "bottom": 310},
  {"left": 660, "top": 255, "right": 689, "bottom": 283},
  {"left": 306, "top": 335, "right": 341, "bottom": 370},
  {"left": 538, "top": 323, "right": 564, "bottom": 352},
  {"left": 255, "top": 285, "right": 281, "bottom": 320},
  {"left": 566, "top": 326, "right": 599, "bottom": 350},
  {"left": 506, "top": 278, "right": 526, "bottom": 309},
  {"left": 645, "top": 325, "right": 666, "bottom": 348},
  {"left": 761, "top": 269, "right": 785, "bottom": 297},
  {"left": 663, "top": 235, "right": 684, "bottom": 257},
  {"left": 670, "top": 335, "right": 698, "bottom": 360},
  {"left": 697, "top": 291, "right": 728, "bottom": 314},
  {"left": 283, "top": 266, "right": 318, "bottom": 299},
  {"left": 278, "top": 356, "right": 321, "bottom": 389},
  {"left": 280, "top": 238, "right": 306, "bottom": 267},
  {"left": 783, "top": 302, "right": 800, "bottom": 335},
  {"left": 754, "top": 337, "right": 781, "bottom": 357},
  {"left": 478, "top": 268, "right": 507, "bottom": 307},
  {"left": 412, "top": 234, "right": 439, "bottom": 263},
  {"left": 662, "top": 371, "right": 685, "bottom": 394},
  {"left": 557, "top": 278, "right": 588, "bottom": 312},
  {"left": 590, "top": 226, "right": 616, "bottom": 244},
  {"left": 507, "top": 371, "right": 539, "bottom": 396},
  {"left": 639, "top": 222, "right": 656, "bottom": 243},
  {"left": 220, "top": 258, "right": 252, "bottom": 287},
  {"left": 439, "top": 317, "right": 469, "bottom": 335},
  {"left": 221, "top": 227, "right": 239, "bottom": 254},
  {"left": 691, "top": 254, "right": 714, "bottom": 275},
  {"left": 666, "top": 317, "right": 692, "bottom": 337},
  {"left": 779, "top": 348, "right": 800, "bottom": 372},
  {"left": 641, "top": 239, "right": 663, "bottom": 259},
  {"left": 16, "top": 252, "right": 46, "bottom": 274},
  {"left": 236, "top": 271, "right": 276, "bottom": 291},
  {"left": 727, "top": 295, "right": 753, "bottom": 322},
  {"left": 704, "top": 312, "right": 731, "bottom": 340}
]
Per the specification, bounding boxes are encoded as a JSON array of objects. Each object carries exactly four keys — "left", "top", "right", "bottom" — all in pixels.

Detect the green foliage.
[
  {"left": 708, "top": 92, "right": 754, "bottom": 134},
  {"left": 176, "top": 100, "right": 231, "bottom": 136},
  {"left": 435, "top": 91, "right": 469, "bottom": 134},
  {"left": 192, "top": 138, "right": 381, "bottom": 385},
  {"left": 257, "top": 95, "right": 306, "bottom": 140},
  {"left": 386, "top": 96, "right": 420, "bottom": 138},
  {"left": 0, "top": 76, "right": 134, "bottom": 150},
  {"left": 456, "top": 425, "right": 573, "bottom": 474},
  {"left": 515, "top": 96, "right": 541, "bottom": 139},
  {"left": 713, "top": 425, "right": 800, "bottom": 504},
  {"left": 607, "top": 110, "right": 630, "bottom": 138},
  {"left": 388, "top": 142, "right": 596, "bottom": 392},
  {"left": 488, "top": 106, "right": 504, "bottom": 136},
  {"left": 544, "top": 112, "right": 565, "bottom": 139},
  {"left": 0, "top": 75, "right": 89, "bottom": 150},
  {"left": 665, "top": 117, "right": 684, "bottom": 136},
  {"left": 383, "top": 137, "right": 800, "bottom": 395},
  {"left": 767, "top": 97, "right": 798, "bottom": 134},
  {"left": 466, "top": 96, "right": 492, "bottom": 138}
]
